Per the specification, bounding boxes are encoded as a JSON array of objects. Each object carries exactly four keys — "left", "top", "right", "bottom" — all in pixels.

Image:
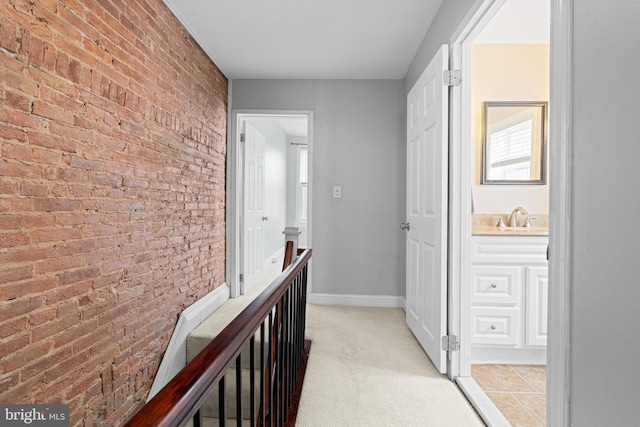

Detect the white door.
[
  {"left": 242, "top": 122, "right": 266, "bottom": 294},
  {"left": 405, "top": 45, "right": 449, "bottom": 373}
]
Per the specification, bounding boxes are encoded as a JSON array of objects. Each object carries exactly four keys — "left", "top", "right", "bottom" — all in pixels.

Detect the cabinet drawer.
[
  {"left": 470, "top": 266, "right": 520, "bottom": 305},
  {"left": 471, "top": 236, "right": 548, "bottom": 264},
  {"left": 471, "top": 307, "right": 519, "bottom": 346}
]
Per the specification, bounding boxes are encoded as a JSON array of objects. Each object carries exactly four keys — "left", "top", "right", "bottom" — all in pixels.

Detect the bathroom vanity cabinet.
[{"left": 470, "top": 235, "right": 549, "bottom": 364}]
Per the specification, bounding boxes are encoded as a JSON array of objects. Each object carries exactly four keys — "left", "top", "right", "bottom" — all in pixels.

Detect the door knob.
[
  {"left": 400, "top": 222, "right": 410, "bottom": 231},
  {"left": 262, "top": 216, "right": 269, "bottom": 221}
]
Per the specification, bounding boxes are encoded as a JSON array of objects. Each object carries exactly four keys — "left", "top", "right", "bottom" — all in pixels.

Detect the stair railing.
[{"left": 125, "top": 245, "right": 312, "bottom": 427}]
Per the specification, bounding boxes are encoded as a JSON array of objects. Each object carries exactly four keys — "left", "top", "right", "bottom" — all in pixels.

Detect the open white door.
[
  {"left": 405, "top": 45, "right": 449, "bottom": 373},
  {"left": 242, "top": 121, "right": 267, "bottom": 294}
]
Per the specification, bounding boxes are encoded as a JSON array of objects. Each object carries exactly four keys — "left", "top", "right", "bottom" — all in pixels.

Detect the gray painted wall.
[
  {"left": 234, "top": 80, "right": 405, "bottom": 297},
  {"left": 570, "top": 1, "right": 640, "bottom": 424},
  {"left": 404, "top": 0, "right": 477, "bottom": 94}
]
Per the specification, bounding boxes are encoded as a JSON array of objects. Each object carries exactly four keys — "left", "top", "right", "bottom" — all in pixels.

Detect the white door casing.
[
  {"left": 242, "top": 121, "right": 266, "bottom": 294},
  {"left": 405, "top": 45, "right": 449, "bottom": 374},
  {"left": 448, "top": 1, "right": 570, "bottom": 425}
]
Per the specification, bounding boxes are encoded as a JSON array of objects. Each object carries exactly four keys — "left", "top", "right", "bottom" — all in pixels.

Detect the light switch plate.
[{"left": 333, "top": 186, "right": 342, "bottom": 198}]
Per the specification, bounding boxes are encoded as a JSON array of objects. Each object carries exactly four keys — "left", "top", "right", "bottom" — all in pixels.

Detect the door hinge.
[
  {"left": 240, "top": 133, "right": 245, "bottom": 143},
  {"left": 239, "top": 273, "right": 244, "bottom": 282},
  {"left": 443, "top": 70, "right": 461, "bottom": 86},
  {"left": 442, "top": 335, "right": 459, "bottom": 352}
]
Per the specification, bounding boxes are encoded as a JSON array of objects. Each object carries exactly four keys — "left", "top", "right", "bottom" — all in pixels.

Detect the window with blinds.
[{"left": 488, "top": 119, "right": 534, "bottom": 180}]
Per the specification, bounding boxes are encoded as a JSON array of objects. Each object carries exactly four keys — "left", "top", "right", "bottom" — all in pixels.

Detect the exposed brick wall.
[{"left": 0, "top": 0, "right": 227, "bottom": 425}]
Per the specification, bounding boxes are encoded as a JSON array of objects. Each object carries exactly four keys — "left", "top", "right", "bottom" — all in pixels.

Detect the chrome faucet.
[{"left": 509, "top": 206, "right": 528, "bottom": 228}]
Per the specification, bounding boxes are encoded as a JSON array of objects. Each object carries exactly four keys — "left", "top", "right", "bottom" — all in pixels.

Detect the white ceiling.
[
  {"left": 277, "top": 118, "right": 308, "bottom": 138},
  {"left": 163, "top": 0, "right": 443, "bottom": 80},
  {"left": 163, "top": 0, "right": 549, "bottom": 80}
]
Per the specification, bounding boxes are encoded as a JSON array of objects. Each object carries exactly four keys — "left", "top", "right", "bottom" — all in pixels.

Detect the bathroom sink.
[{"left": 495, "top": 226, "right": 548, "bottom": 235}]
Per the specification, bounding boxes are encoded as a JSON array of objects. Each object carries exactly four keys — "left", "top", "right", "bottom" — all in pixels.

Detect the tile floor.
[{"left": 472, "top": 364, "right": 546, "bottom": 426}]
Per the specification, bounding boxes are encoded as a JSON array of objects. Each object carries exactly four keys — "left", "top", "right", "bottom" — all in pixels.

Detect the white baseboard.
[
  {"left": 471, "top": 347, "right": 547, "bottom": 365},
  {"left": 148, "top": 283, "right": 230, "bottom": 401},
  {"left": 401, "top": 297, "right": 406, "bottom": 312},
  {"left": 307, "top": 293, "right": 404, "bottom": 308},
  {"left": 268, "top": 247, "right": 285, "bottom": 263}
]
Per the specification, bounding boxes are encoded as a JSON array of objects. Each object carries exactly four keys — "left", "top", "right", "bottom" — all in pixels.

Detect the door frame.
[
  {"left": 447, "top": 0, "right": 572, "bottom": 426},
  {"left": 227, "top": 109, "right": 314, "bottom": 298}
]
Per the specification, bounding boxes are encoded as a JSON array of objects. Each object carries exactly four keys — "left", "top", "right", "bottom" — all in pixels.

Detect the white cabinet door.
[
  {"left": 526, "top": 266, "right": 549, "bottom": 346},
  {"left": 405, "top": 45, "right": 449, "bottom": 373}
]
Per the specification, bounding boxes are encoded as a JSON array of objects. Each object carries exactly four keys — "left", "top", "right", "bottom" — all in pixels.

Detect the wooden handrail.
[
  {"left": 125, "top": 248, "right": 312, "bottom": 427},
  {"left": 282, "top": 241, "right": 294, "bottom": 271}
]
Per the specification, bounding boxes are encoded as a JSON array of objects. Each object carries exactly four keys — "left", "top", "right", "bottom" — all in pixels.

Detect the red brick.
[
  {"left": 0, "top": 339, "right": 51, "bottom": 372},
  {"left": 0, "top": 247, "right": 54, "bottom": 265},
  {"left": 0, "top": 371, "right": 46, "bottom": 404},
  {"left": 0, "top": 161, "right": 43, "bottom": 179},
  {"left": 32, "top": 100, "right": 75, "bottom": 124},
  {"left": 2, "top": 143, "right": 63, "bottom": 165},
  {"left": 31, "top": 310, "right": 81, "bottom": 343},
  {"left": 0, "top": 18, "right": 17, "bottom": 53},
  {"left": 48, "top": 122, "right": 91, "bottom": 144},
  {"left": 43, "top": 43, "right": 57, "bottom": 72},
  {"left": 39, "top": 86, "right": 85, "bottom": 112},
  {"left": 31, "top": 227, "right": 82, "bottom": 243},
  {"left": 54, "top": 319, "right": 98, "bottom": 348},
  {"left": 0, "top": 231, "right": 29, "bottom": 248},
  {"left": 33, "top": 198, "right": 79, "bottom": 212},
  {"left": 22, "top": 347, "right": 73, "bottom": 381},
  {"left": 56, "top": 239, "right": 98, "bottom": 256},
  {"left": 2, "top": 214, "right": 54, "bottom": 230},
  {"left": 0, "top": 0, "right": 228, "bottom": 423},
  {"left": 0, "top": 334, "right": 33, "bottom": 360},
  {"left": 56, "top": 51, "right": 70, "bottom": 79},
  {"left": 34, "top": 254, "right": 84, "bottom": 275},
  {"left": 0, "top": 124, "right": 25, "bottom": 143},
  {"left": 57, "top": 266, "right": 101, "bottom": 286},
  {"left": 27, "top": 306, "right": 57, "bottom": 327},
  {"left": 0, "top": 108, "right": 43, "bottom": 128},
  {"left": 68, "top": 59, "right": 82, "bottom": 84},
  {"left": 82, "top": 37, "right": 113, "bottom": 65},
  {"left": 26, "top": 36, "right": 46, "bottom": 67},
  {"left": 0, "top": 277, "right": 55, "bottom": 302},
  {"left": 0, "top": 265, "right": 33, "bottom": 283},
  {"left": 0, "top": 316, "right": 27, "bottom": 339},
  {"left": 20, "top": 182, "right": 49, "bottom": 196},
  {"left": 3, "top": 90, "right": 31, "bottom": 112},
  {"left": 28, "top": 131, "right": 78, "bottom": 153}
]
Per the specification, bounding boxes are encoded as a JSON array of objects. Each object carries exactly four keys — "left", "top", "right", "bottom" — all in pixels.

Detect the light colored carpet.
[
  {"left": 188, "top": 257, "right": 283, "bottom": 361},
  {"left": 296, "top": 305, "right": 485, "bottom": 427}
]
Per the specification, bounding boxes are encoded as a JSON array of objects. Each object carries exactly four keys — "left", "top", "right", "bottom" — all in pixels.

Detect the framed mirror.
[{"left": 482, "top": 101, "right": 547, "bottom": 184}]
